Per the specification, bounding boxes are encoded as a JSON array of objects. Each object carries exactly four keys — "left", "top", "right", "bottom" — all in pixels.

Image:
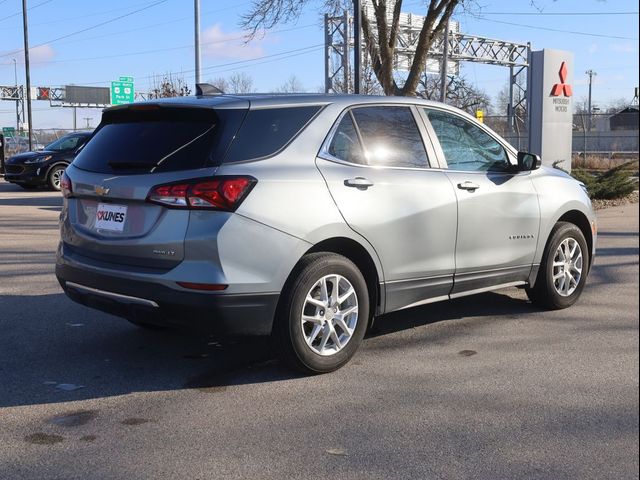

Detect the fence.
[
  {"left": 484, "top": 112, "right": 639, "bottom": 165},
  {"left": 2, "top": 129, "right": 77, "bottom": 158}
]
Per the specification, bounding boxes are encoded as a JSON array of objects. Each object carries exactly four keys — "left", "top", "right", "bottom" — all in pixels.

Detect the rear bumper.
[{"left": 56, "top": 261, "right": 279, "bottom": 335}]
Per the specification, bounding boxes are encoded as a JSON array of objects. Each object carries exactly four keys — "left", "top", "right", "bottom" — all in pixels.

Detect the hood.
[{"left": 7, "top": 150, "right": 60, "bottom": 164}]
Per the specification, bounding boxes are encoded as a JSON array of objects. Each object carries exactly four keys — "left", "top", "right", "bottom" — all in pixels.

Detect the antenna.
[{"left": 195, "top": 83, "right": 224, "bottom": 96}]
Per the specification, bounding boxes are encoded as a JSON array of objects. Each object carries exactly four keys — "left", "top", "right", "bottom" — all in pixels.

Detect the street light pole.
[
  {"left": 586, "top": 69, "right": 596, "bottom": 132},
  {"left": 13, "top": 59, "right": 19, "bottom": 130},
  {"left": 21, "top": 0, "right": 33, "bottom": 150},
  {"left": 194, "top": 0, "right": 201, "bottom": 87},
  {"left": 440, "top": 18, "right": 450, "bottom": 103},
  {"left": 353, "top": 0, "right": 361, "bottom": 94}
]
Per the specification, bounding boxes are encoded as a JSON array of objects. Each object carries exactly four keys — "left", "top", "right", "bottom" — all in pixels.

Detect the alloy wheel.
[
  {"left": 301, "top": 274, "right": 358, "bottom": 356},
  {"left": 552, "top": 237, "right": 583, "bottom": 297}
]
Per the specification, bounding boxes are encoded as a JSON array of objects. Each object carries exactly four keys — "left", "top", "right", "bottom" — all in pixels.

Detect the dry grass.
[{"left": 572, "top": 154, "right": 639, "bottom": 171}]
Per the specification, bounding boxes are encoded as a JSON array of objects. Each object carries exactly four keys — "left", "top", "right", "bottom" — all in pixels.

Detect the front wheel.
[
  {"left": 526, "top": 222, "right": 590, "bottom": 309},
  {"left": 275, "top": 253, "right": 369, "bottom": 374},
  {"left": 47, "top": 165, "right": 66, "bottom": 191}
]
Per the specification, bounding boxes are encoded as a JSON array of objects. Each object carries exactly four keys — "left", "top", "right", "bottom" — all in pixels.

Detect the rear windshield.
[
  {"left": 73, "top": 107, "right": 245, "bottom": 175},
  {"left": 223, "top": 106, "right": 322, "bottom": 163}
]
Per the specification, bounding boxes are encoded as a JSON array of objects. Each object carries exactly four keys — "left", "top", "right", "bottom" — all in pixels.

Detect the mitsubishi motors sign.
[{"left": 529, "top": 49, "right": 574, "bottom": 172}]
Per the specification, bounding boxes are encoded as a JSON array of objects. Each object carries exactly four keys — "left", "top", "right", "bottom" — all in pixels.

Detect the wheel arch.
[
  {"left": 45, "top": 161, "right": 70, "bottom": 180},
  {"left": 305, "top": 237, "right": 383, "bottom": 322},
  {"left": 530, "top": 208, "right": 595, "bottom": 288},
  {"left": 556, "top": 209, "right": 594, "bottom": 268}
]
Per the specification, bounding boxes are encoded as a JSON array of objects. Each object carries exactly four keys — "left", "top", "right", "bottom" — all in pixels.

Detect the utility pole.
[
  {"left": 13, "top": 59, "right": 19, "bottom": 130},
  {"left": 353, "top": 0, "right": 361, "bottom": 94},
  {"left": 194, "top": 0, "right": 201, "bottom": 87},
  {"left": 440, "top": 18, "right": 450, "bottom": 103},
  {"left": 21, "top": 0, "right": 33, "bottom": 150},
  {"left": 586, "top": 69, "right": 596, "bottom": 131}
]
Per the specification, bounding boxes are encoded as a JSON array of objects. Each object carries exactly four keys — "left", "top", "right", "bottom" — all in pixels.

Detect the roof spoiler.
[{"left": 196, "top": 83, "right": 225, "bottom": 96}]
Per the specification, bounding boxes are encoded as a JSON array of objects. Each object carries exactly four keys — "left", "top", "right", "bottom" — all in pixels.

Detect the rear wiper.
[{"left": 107, "top": 161, "right": 153, "bottom": 169}]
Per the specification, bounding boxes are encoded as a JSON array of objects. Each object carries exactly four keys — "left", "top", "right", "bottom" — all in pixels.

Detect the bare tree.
[
  {"left": 208, "top": 73, "right": 255, "bottom": 94},
  {"left": 228, "top": 72, "right": 255, "bottom": 94},
  {"left": 275, "top": 75, "right": 306, "bottom": 93},
  {"left": 330, "top": 51, "right": 385, "bottom": 95},
  {"left": 149, "top": 73, "right": 191, "bottom": 98},
  {"left": 209, "top": 76, "right": 229, "bottom": 93},
  {"left": 604, "top": 97, "right": 631, "bottom": 114},
  {"left": 418, "top": 74, "right": 490, "bottom": 114},
  {"left": 241, "top": 0, "right": 461, "bottom": 96}
]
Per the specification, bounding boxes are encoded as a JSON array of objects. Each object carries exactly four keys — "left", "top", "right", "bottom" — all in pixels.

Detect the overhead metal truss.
[
  {"left": 0, "top": 85, "right": 25, "bottom": 131},
  {"left": 1, "top": 85, "right": 152, "bottom": 125},
  {"left": 324, "top": 11, "right": 531, "bottom": 132}
]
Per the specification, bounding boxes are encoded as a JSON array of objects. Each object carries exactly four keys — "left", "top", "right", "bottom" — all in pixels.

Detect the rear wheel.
[
  {"left": 275, "top": 253, "right": 369, "bottom": 374},
  {"left": 47, "top": 165, "right": 66, "bottom": 191},
  {"left": 526, "top": 222, "right": 589, "bottom": 309}
]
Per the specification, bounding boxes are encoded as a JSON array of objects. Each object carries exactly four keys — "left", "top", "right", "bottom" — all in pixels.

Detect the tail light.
[
  {"left": 147, "top": 176, "right": 256, "bottom": 211},
  {"left": 60, "top": 172, "right": 73, "bottom": 198}
]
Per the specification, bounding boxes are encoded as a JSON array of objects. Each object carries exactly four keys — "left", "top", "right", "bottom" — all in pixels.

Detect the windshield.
[{"left": 45, "top": 135, "right": 86, "bottom": 152}]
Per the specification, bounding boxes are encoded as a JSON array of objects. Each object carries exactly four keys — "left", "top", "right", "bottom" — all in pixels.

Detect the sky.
[{"left": 0, "top": 0, "right": 638, "bottom": 129}]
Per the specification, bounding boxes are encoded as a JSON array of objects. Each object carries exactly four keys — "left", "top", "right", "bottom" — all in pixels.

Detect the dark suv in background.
[{"left": 3, "top": 131, "right": 92, "bottom": 191}]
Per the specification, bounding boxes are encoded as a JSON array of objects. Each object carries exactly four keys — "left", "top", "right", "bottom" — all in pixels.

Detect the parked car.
[
  {"left": 3, "top": 136, "right": 45, "bottom": 156},
  {"left": 55, "top": 94, "right": 596, "bottom": 373},
  {"left": 3, "top": 131, "right": 92, "bottom": 190}
]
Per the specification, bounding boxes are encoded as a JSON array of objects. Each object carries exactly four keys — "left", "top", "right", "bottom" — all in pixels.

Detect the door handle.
[
  {"left": 457, "top": 181, "right": 480, "bottom": 191},
  {"left": 344, "top": 177, "right": 374, "bottom": 190}
]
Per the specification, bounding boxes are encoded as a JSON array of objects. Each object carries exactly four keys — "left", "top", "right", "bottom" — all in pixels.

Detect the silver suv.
[{"left": 56, "top": 93, "right": 596, "bottom": 373}]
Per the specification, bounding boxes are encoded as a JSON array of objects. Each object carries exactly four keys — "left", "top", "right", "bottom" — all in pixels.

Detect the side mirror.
[{"left": 517, "top": 151, "right": 542, "bottom": 171}]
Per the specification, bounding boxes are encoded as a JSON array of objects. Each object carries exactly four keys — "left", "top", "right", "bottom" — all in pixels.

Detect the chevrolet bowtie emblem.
[{"left": 94, "top": 185, "right": 110, "bottom": 196}]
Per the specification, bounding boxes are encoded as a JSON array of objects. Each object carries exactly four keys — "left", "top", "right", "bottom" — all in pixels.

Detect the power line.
[
  {"left": 478, "top": 11, "right": 639, "bottom": 16},
  {"left": 0, "top": 0, "right": 170, "bottom": 59},
  {"left": 0, "top": 0, "right": 155, "bottom": 30},
  {"left": 471, "top": 15, "right": 638, "bottom": 41},
  {"left": 1, "top": 23, "right": 317, "bottom": 66},
  {"left": 0, "top": 0, "right": 53, "bottom": 24},
  {"left": 45, "top": 44, "right": 324, "bottom": 88},
  {"left": 0, "top": 0, "right": 250, "bottom": 32}
]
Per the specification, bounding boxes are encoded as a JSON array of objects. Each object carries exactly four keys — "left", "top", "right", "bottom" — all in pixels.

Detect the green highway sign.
[
  {"left": 2, "top": 127, "right": 16, "bottom": 137},
  {"left": 110, "top": 78, "right": 134, "bottom": 105}
]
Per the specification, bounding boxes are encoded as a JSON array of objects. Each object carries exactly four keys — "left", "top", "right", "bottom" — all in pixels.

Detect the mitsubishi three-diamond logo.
[{"left": 551, "top": 61, "right": 572, "bottom": 97}]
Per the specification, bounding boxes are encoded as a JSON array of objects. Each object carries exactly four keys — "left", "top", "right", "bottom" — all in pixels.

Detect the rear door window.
[
  {"left": 327, "top": 113, "right": 365, "bottom": 165},
  {"left": 224, "top": 106, "right": 322, "bottom": 163},
  {"left": 351, "top": 106, "right": 430, "bottom": 168},
  {"left": 72, "top": 107, "right": 245, "bottom": 175}
]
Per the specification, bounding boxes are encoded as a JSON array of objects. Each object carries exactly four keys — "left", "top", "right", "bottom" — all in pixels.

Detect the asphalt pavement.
[{"left": 0, "top": 181, "right": 638, "bottom": 480}]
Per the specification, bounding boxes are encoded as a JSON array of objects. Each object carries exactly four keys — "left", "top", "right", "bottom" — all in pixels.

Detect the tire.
[
  {"left": 47, "top": 165, "right": 66, "bottom": 191},
  {"left": 526, "top": 222, "right": 590, "bottom": 310},
  {"left": 275, "top": 253, "right": 369, "bottom": 374}
]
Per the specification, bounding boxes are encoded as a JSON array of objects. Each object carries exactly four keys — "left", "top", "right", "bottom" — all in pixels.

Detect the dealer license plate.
[{"left": 95, "top": 203, "right": 127, "bottom": 232}]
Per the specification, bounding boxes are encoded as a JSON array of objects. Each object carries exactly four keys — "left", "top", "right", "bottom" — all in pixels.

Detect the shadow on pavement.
[{"left": 0, "top": 290, "right": 538, "bottom": 408}]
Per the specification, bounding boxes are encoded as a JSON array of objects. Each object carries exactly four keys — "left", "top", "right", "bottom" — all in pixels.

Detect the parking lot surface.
[{"left": 0, "top": 182, "right": 638, "bottom": 480}]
